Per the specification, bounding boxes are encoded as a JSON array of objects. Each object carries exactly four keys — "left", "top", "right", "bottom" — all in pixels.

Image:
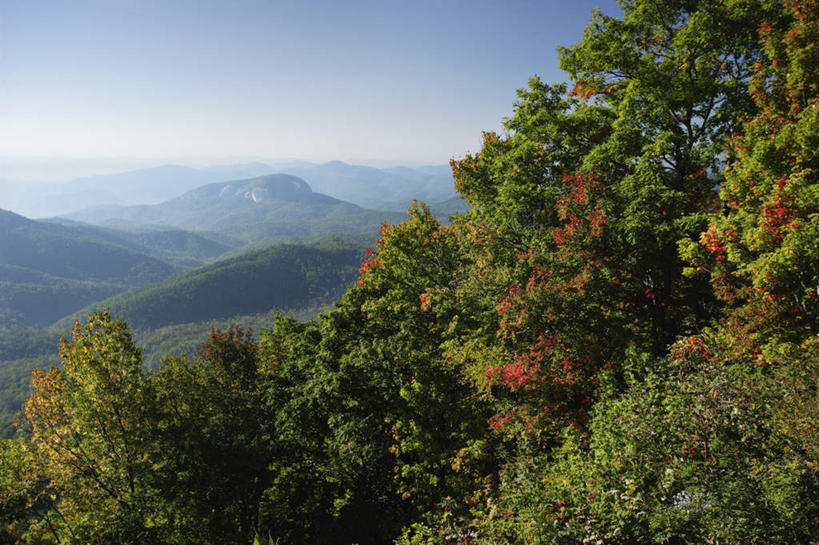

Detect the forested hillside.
[
  {"left": 1, "top": 1, "right": 817, "bottom": 544},
  {"left": 0, "top": 209, "right": 179, "bottom": 328},
  {"left": 0, "top": 209, "right": 176, "bottom": 286},
  {"left": 0, "top": 239, "right": 364, "bottom": 437},
  {"left": 43, "top": 219, "right": 240, "bottom": 268},
  {"left": 53, "top": 240, "right": 363, "bottom": 331}
]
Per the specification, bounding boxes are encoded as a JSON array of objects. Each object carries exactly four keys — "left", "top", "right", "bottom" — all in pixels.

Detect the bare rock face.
[{"left": 185, "top": 174, "right": 313, "bottom": 203}]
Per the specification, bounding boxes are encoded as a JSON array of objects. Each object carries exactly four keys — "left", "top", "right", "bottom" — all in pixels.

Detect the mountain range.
[
  {"left": 1, "top": 160, "right": 457, "bottom": 218},
  {"left": 0, "top": 207, "right": 184, "bottom": 328},
  {"left": 0, "top": 208, "right": 178, "bottom": 286},
  {"left": 0, "top": 164, "right": 469, "bottom": 331},
  {"left": 275, "top": 161, "right": 456, "bottom": 208}
]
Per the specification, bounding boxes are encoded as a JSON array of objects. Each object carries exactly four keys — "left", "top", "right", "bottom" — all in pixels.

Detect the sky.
[{"left": 0, "top": 0, "right": 622, "bottom": 166}]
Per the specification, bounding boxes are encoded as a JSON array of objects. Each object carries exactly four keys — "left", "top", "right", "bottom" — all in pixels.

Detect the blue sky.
[{"left": 0, "top": 0, "right": 622, "bottom": 164}]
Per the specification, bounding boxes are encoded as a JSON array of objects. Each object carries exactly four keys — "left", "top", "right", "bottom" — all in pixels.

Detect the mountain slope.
[
  {"left": 0, "top": 265, "right": 123, "bottom": 328},
  {"left": 0, "top": 238, "right": 361, "bottom": 436},
  {"left": 0, "top": 208, "right": 182, "bottom": 328},
  {"left": 44, "top": 218, "right": 240, "bottom": 268},
  {"left": 52, "top": 239, "right": 364, "bottom": 331},
  {"left": 0, "top": 208, "right": 176, "bottom": 285},
  {"left": 2, "top": 163, "right": 279, "bottom": 218}
]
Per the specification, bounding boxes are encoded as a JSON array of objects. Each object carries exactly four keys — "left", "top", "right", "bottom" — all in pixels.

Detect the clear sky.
[{"left": 0, "top": 0, "right": 622, "bottom": 165}]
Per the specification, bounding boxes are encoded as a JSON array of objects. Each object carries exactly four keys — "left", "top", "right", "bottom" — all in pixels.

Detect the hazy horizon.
[{"left": 0, "top": 155, "right": 450, "bottom": 184}]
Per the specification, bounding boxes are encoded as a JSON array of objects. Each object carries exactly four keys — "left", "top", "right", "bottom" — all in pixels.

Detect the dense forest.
[
  {"left": 1, "top": 0, "right": 817, "bottom": 543},
  {"left": 0, "top": 238, "right": 365, "bottom": 437}
]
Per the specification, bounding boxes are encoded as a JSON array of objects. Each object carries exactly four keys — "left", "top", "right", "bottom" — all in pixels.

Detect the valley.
[{"left": 0, "top": 163, "right": 463, "bottom": 437}]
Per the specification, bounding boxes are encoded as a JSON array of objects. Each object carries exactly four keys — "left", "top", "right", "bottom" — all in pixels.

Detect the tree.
[
  {"left": 470, "top": 3, "right": 819, "bottom": 543},
  {"left": 152, "top": 327, "right": 268, "bottom": 545},
  {"left": 679, "top": 0, "right": 819, "bottom": 480},
  {"left": 22, "top": 311, "right": 168, "bottom": 544},
  {"left": 253, "top": 205, "right": 495, "bottom": 545},
  {"left": 0, "top": 438, "right": 52, "bottom": 545},
  {"left": 682, "top": 0, "right": 819, "bottom": 341},
  {"left": 447, "top": 0, "right": 786, "bottom": 446}
]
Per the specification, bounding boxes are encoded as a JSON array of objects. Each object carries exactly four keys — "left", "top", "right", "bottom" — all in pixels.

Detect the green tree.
[
  {"left": 256, "top": 205, "right": 495, "bottom": 544},
  {"left": 678, "top": 0, "right": 819, "bottom": 481},
  {"left": 448, "top": 0, "right": 786, "bottom": 446},
  {"left": 0, "top": 438, "right": 52, "bottom": 545},
  {"left": 682, "top": 0, "right": 819, "bottom": 341},
  {"left": 152, "top": 327, "right": 269, "bottom": 545},
  {"left": 22, "top": 311, "right": 169, "bottom": 544}
]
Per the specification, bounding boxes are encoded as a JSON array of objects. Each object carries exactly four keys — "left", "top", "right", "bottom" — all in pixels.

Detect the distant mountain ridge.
[
  {"left": 281, "top": 160, "right": 456, "bottom": 208},
  {"left": 1, "top": 163, "right": 279, "bottom": 219},
  {"left": 1, "top": 160, "right": 456, "bottom": 218},
  {"left": 64, "top": 174, "right": 406, "bottom": 245},
  {"left": 179, "top": 173, "right": 315, "bottom": 203},
  {"left": 65, "top": 164, "right": 278, "bottom": 205},
  {"left": 0, "top": 161, "right": 457, "bottom": 329}
]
